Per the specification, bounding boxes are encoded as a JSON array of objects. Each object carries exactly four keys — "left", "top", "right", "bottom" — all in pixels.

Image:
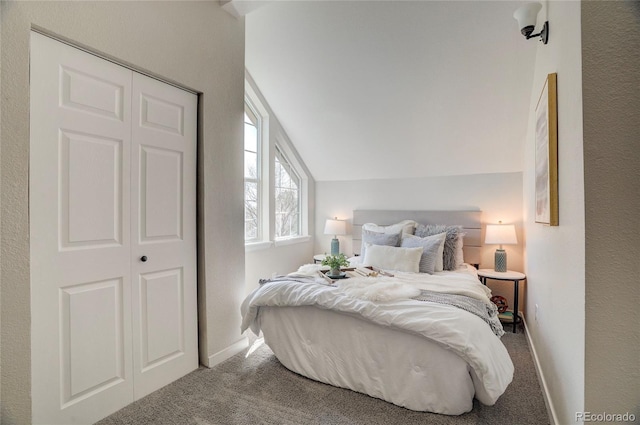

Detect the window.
[
  {"left": 244, "top": 103, "right": 260, "bottom": 241},
  {"left": 244, "top": 76, "right": 309, "bottom": 249},
  {"left": 274, "top": 146, "right": 301, "bottom": 239}
]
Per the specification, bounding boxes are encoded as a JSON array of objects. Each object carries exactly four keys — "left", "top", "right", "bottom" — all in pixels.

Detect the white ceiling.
[{"left": 246, "top": 1, "right": 538, "bottom": 182}]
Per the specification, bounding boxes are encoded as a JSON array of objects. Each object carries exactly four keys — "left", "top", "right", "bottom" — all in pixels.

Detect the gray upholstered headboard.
[{"left": 352, "top": 210, "right": 482, "bottom": 266}]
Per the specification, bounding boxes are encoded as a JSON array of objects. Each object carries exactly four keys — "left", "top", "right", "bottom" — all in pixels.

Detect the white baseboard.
[
  {"left": 521, "top": 315, "right": 559, "bottom": 425},
  {"left": 205, "top": 336, "right": 249, "bottom": 368}
]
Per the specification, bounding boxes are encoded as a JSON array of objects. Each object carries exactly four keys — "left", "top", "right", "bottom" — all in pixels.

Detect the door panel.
[
  {"left": 30, "top": 32, "right": 133, "bottom": 425},
  {"left": 131, "top": 72, "right": 198, "bottom": 400},
  {"left": 140, "top": 94, "right": 185, "bottom": 135},
  {"left": 60, "top": 66, "right": 125, "bottom": 120},
  {"left": 60, "top": 130, "right": 123, "bottom": 248},
  {"left": 140, "top": 146, "right": 183, "bottom": 241},
  {"left": 30, "top": 32, "right": 198, "bottom": 424},
  {"left": 60, "top": 278, "right": 125, "bottom": 407},
  {"left": 139, "top": 268, "right": 185, "bottom": 370}
]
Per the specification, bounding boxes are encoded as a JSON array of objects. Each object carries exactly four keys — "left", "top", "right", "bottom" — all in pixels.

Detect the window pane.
[
  {"left": 291, "top": 213, "right": 299, "bottom": 237},
  {"left": 280, "top": 164, "right": 292, "bottom": 188},
  {"left": 274, "top": 158, "right": 282, "bottom": 188},
  {"left": 244, "top": 100, "right": 262, "bottom": 242},
  {"left": 244, "top": 151, "right": 257, "bottom": 179},
  {"left": 275, "top": 185, "right": 299, "bottom": 238},
  {"left": 244, "top": 181, "right": 259, "bottom": 240},
  {"left": 275, "top": 212, "right": 283, "bottom": 238},
  {"left": 244, "top": 121, "right": 257, "bottom": 153},
  {"left": 245, "top": 181, "right": 258, "bottom": 209},
  {"left": 245, "top": 219, "right": 257, "bottom": 240},
  {"left": 274, "top": 148, "right": 301, "bottom": 239}
]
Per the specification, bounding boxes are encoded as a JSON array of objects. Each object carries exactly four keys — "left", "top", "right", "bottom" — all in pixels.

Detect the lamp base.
[
  {"left": 494, "top": 249, "right": 507, "bottom": 272},
  {"left": 330, "top": 238, "right": 339, "bottom": 256}
]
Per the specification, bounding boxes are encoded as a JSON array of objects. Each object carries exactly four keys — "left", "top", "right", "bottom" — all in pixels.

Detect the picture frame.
[{"left": 534, "top": 73, "right": 558, "bottom": 226}]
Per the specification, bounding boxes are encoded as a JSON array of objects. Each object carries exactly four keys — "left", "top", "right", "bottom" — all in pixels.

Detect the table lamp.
[
  {"left": 485, "top": 222, "right": 517, "bottom": 272},
  {"left": 324, "top": 217, "right": 346, "bottom": 256}
]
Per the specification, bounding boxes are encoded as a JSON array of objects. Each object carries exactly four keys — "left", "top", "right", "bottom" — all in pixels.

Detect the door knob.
[{"left": 140, "top": 256, "right": 148, "bottom": 262}]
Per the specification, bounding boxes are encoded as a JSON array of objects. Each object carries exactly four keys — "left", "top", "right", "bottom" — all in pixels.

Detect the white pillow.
[
  {"left": 401, "top": 232, "right": 447, "bottom": 273},
  {"left": 401, "top": 233, "right": 446, "bottom": 272},
  {"left": 363, "top": 244, "right": 423, "bottom": 273},
  {"left": 362, "top": 220, "right": 417, "bottom": 239}
]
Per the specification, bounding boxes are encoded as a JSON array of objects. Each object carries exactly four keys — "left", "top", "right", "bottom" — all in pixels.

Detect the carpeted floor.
[{"left": 98, "top": 325, "right": 549, "bottom": 425}]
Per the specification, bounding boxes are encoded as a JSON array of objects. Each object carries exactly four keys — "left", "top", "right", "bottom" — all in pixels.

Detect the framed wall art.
[{"left": 534, "top": 72, "right": 558, "bottom": 226}]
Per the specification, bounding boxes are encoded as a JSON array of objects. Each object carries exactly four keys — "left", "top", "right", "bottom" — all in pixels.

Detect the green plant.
[{"left": 321, "top": 253, "right": 349, "bottom": 271}]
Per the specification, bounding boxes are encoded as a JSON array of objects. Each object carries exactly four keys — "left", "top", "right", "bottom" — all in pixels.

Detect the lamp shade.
[
  {"left": 513, "top": 2, "right": 542, "bottom": 31},
  {"left": 324, "top": 218, "right": 346, "bottom": 236},
  {"left": 485, "top": 224, "right": 517, "bottom": 245}
]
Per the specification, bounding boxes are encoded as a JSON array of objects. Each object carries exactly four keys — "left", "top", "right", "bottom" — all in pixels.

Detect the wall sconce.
[
  {"left": 324, "top": 217, "right": 347, "bottom": 256},
  {"left": 513, "top": 2, "right": 549, "bottom": 45},
  {"left": 485, "top": 222, "right": 518, "bottom": 272}
]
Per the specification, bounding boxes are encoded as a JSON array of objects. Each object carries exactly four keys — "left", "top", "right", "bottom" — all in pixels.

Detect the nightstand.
[
  {"left": 313, "top": 254, "right": 327, "bottom": 264},
  {"left": 477, "top": 269, "right": 526, "bottom": 333}
]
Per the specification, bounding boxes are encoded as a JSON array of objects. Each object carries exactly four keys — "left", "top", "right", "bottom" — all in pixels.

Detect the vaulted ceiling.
[{"left": 246, "top": 1, "right": 538, "bottom": 182}]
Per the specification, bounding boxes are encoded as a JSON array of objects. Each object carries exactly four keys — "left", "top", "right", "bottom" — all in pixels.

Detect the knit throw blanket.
[{"left": 413, "top": 290, "right": 505, "bottom": 337}]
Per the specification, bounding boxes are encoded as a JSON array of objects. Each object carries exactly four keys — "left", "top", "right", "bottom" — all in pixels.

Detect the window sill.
[
  {"left": 274, "top": 235, "right": 312, "bottom": 247},
  {"left": 245, "top": 236, "right": 311, "bottom": 252},
  {"left": 245, "top": 241, "right": 273, "bottom": 252}
]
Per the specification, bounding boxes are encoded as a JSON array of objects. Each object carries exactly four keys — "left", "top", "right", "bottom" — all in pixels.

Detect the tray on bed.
[{"left": 319, "top": 266, "right": 393, "bottom": 283}]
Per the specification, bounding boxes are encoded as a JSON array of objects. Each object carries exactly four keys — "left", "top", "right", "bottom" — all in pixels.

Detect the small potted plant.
[{"left": 321, "top": 253, "right": 349, "bottom": 277}]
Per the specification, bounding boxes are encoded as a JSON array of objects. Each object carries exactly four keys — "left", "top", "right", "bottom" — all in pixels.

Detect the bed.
[{"left": 241, "top": 210, "right": 513, "bottom": 415}]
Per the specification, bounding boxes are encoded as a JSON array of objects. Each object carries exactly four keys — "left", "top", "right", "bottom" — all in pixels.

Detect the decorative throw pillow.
[
  {"left": 362, "top": 220, "right": 417, "bottom": 239},
  {"left": 414, "top": 224, "right": 463, "bottom": 271},
  {"left": 363, "top": 244, "right": 423, "bottom": 273},
  {"left": 455, "top": 233, "right": 466, "bottom": 268},
  {"left": 401, "top": 233, "right": 446, "bottom": 273},
  {"left": 360, "top": 229, "right": 402, "bottom": 258}
]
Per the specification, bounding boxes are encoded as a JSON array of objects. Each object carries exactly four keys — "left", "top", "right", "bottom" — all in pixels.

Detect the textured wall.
[
  {"left": 521, "top": 1, "right": 585, "bottom": 423},
  {"left": 582, "top": 1, "right": 640, "bottom": 417},
  {"left": 0, "top": 2, "right": 244, "bottom": 423}
]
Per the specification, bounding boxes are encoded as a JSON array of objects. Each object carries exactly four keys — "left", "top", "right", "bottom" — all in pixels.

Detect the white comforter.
[{"left": 241, "top": 267, "right": 514, "bottom": 406}]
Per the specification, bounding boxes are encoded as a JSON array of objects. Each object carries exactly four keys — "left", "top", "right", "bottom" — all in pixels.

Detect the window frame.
[
  {"left": 244, "top": 76, "right": 310, "bottom": 251},
  {"left": 243, "top": 96, "right": 267, "bottom": 244},
  {"left": 273, "top": 144, "right": 302, "bottom": 240},
  {"left": 243, "top": 98, "right": 263, "bottom": 243},
  {"left": 273, "top": 135, "right": 309, "bottom": 244}
]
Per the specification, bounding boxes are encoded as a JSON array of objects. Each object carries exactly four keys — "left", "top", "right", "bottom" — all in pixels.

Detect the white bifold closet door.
[{"left": 29, "top": 32, "right": 197, "bottom": 424}]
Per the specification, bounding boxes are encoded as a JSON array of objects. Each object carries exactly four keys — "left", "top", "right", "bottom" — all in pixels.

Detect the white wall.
[
  {"left": 582, "top": 1, "right": 640, "bottom": 417},
  {"left": 315, "top": 172, "right": 525, "bottom": 310},
  {"left": 244, "top": 73, "right": 316, "bottom": 296},
  {"left": 522, "top": 2, "right": 585, "bottom": 423},
  {"left": 246, "top": 242, "right": 314, "bottom": 295},
  {"left": 245, "top": 1, "right": 537, "bottom": 182},
  {"left": 0, "top": 3, "right": 244, "bottom": 423}
]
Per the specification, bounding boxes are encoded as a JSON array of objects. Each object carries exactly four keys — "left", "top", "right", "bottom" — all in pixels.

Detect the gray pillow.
[
  {"left": 400, "top": 232, "right": 446, "bottom": 274},
  {"left": 414, "top": 224, "right": 463, "bottom": 271},
  {"left": 361, "top": 229, "right": 401, "bottom": 258}
]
